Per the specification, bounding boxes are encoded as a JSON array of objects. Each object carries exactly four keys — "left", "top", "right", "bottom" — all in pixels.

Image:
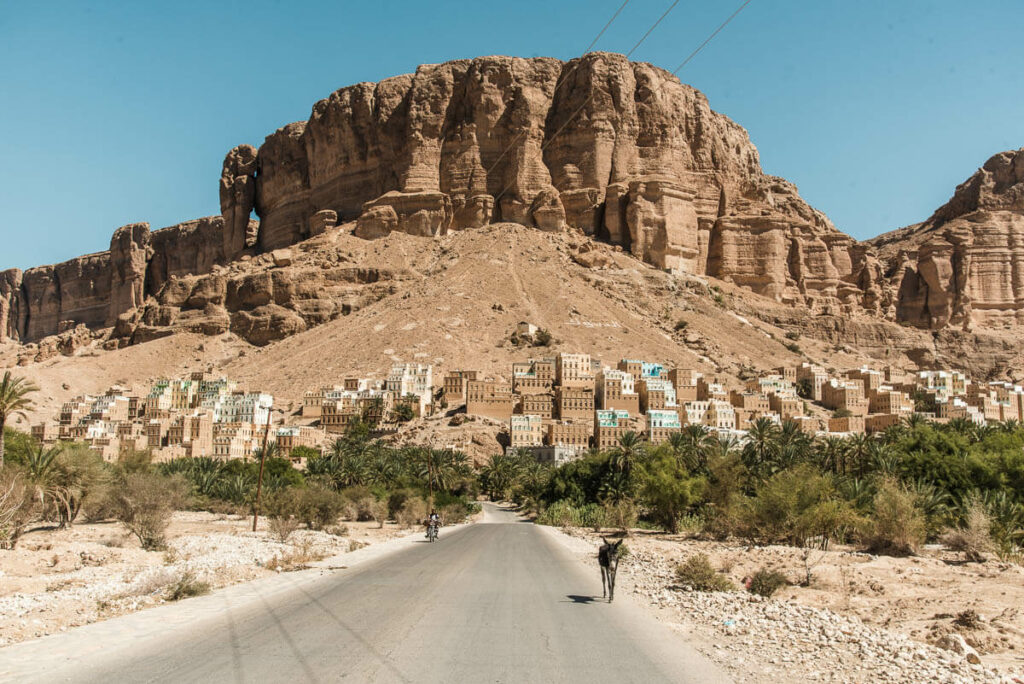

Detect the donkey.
[{"left": 598, "top": 537, "right": 624, "bottom": 602}]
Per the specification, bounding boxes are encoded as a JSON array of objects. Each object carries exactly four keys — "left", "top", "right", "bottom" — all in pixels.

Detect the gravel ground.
[
  {"left": 0, "top": 517, "right": 357, "bottom": 645},
  {"left": 550, "top": 528, "right": 1024, "bottom": 684}
]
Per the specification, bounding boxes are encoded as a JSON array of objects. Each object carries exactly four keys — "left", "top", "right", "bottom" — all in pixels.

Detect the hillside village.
[{"left": 30, "top": 336, "right": 1024, "bottom": 466}]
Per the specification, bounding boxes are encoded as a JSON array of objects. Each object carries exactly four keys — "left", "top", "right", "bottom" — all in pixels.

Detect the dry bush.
[
  {"left": 396, "top": 497, "right": 428, "bottom": 528},
  {"left": 269, "top": 515, "right": 300, "bottom": 543},
  {"left": 439, "top": 503, "right": 468, "bottom": 526},
  {"left": 603, "top": 499, "right": 638, "bottom": 534},
  {"left": 267, "top": 539, "right": 325, "bottom": 571},
  {"left": 164, "top": 571, "right": 210, "bottom": 601},
  {"left": 675, "top": 553, "right": 735, "bottom": 592},
  {"left": 941, "top": 500, "right": 994, "bottom": 563},
  {"left": 124, "top": 567, "right": 181, "bottom": 597},
  {"left": 0, "top": 470, "right": 42, "bottom": 550},
  {"left": 359, "top": 497, "right": 388, "bottom": 528},
  {"left": 866, "top": 478, "right": 926, "bottom": 556},
  {"left": 747, "top": 568, "right": 789, "bottom": 597},
  {"left": 325, "top": 523, "right": 349, "bottom": 537},
  {"left": 112, "top": 472, "right": 188, "bottom": 551}
]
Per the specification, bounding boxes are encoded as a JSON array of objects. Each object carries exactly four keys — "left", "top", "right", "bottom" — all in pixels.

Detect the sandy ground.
[
  {"left": 0, "top": 511, "right": 432, "bottom": 645},
  {"left": 548, "top": 525, "right": 1024, "bottom": 682}
]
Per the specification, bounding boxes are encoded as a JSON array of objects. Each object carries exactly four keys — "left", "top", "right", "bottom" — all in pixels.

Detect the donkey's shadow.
[{"left": 564, "top": 594, "right": 598, "bottom": 604}]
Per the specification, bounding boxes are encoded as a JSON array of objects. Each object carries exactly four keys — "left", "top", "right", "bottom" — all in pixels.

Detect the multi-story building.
[
  {"left": 301, "top": 386, "right": 344, "bottom": 418},
  {"left": 31, "top": 423, "right": 60, "bottom": 444},
  {"left": 768, "top": 393, "right": 802, "bottom": 421},
  {"left": 596, "top": 368, "right": 640, "bottom": 413},
  {"left": 828, "top": 415, "right": 866, "bottom": 433},
  {"left": 512, "top": 359, "right": 555, "bottom": 394},
  {"left": 869, "top": 389, "right": 914, "bottom": 416},
  {"left": 509, "top": 414, "right": 544, "bottom": 448},
  {"left": 822, "top": 379, "right": 870, "bottom": 417},
  {"left": 466, "top": 381, "right": 515, "bottom": 421},
  {"left": 865, "top": 413, "right": 902, "bottom": 434},
  {"left": 918, "top": 370, "right": 968, "bottom": 400},
  {"left": 517, "top": 393, "right": 555, "bottom": 419},
  {"left": 387, "top": 363, "right": 433, "bottom": 414},
  {"left": 213, "top": 422, "right": 257, "bottom": 460},
  {"left": 594, "top": 409, "right": 631, "bottom": 450},
  {"left": 638, "top": 378, "right": 678, "bottom": 412},
  {"left": 208, "top": 392, "right": 273, "bottom": 425},
  {"left": 275, "top": 426, "right": 323, "bottom": 460},
  {"left": 443, "top": 370, "right": 478, "bottom": 403},
  {"left": 668, "top": 368, "right": 701, "bottom": 402},
  {"left": 557, "top": 353, "right": 595, "bottom": 389},
  {"left": 797, "top": 363, "right": 829, "bottom": 401},
  {"left": 546, "top": 421, "right": 592, "bottom": 450},
  {"left": 556, "top": 387, "right": 595, "bottom": 421},
  {"left": 696, "top": 377, "right": 728, "bottom": 402},
  {"left": 646, "top": 409, "right": 681, "bottom": 444},
  {"left": 845, "top": 368, "right": 885, "bottom": 396},
  {"left": 681, "top": 400, "right": 736, "bottom": 430},
  {"left": 729, "top": 391, "right": 770, "bottom": 413},
  {"left": 167, "top": 411, "right": 214, "bottom": 456}
]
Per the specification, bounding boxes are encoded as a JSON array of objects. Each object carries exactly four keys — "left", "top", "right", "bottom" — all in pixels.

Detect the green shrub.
[
  {"left": 112, "top": 472, "right": 188, "bottom": 550},
  {"left": 533, "top": 329, "right": 553, "bottom": 347},
  {"left": 747, "top": 568, "right": 788, "bottom": 597},
  {"left": 675, "top": 553, "right": 735, "bottom": 592},
  {"left": 603, "top": 499, "right": 638, "bottom": 532},
  {"left": 293, "top": 486, "right": 345, "bottom": 531},
  {"left": 396, "top": 496, "right": 428, "bottom": 528},
  {"left": 867, "top": 478, "right": 926, "bottom": 555},
  {"left": 674, "top": 320, "right": 688, "bottom": 332},
  {"left": 536, "top": 500, "right": 606, "bottom": 528}
]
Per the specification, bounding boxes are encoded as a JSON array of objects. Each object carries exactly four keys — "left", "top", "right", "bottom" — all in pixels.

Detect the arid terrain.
[
  {"left": 552, "top": 525, "right": 1024, "bottom": 682},
  {"left": 0, "top": 512, "right": 436, "bottom": 646}
]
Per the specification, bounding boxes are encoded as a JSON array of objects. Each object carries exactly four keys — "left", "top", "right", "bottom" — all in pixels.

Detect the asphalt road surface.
[{"left": 15, "top": 504, "right": 729, "bottom": 683}]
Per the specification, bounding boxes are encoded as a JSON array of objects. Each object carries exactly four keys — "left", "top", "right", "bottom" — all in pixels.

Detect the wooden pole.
[{"left": 251, "top": 407, "right": 273, "bottom": 532}]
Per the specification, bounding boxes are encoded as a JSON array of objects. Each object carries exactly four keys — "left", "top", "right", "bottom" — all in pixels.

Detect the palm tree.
[
  {"left": 846, "top": 432, "right": 872, "bottom": 478},
  {"left": 742, "top": 417, "right": 780, "bottom": 479},
  {"left": 610, "top": 431, "right": 643, "bottom": 478},
  {"left": 903, "top": 413, "right": 927, "bottom": 430},
  {"left": 668, "top": 424, "right": 714, "bottom": 474},
  {"left": 0, "top": 371, "right": 38, "bottom": 469},
  {"left": 999, "top": 419, "right": 1021, "bottom": 434},
  {"left": 817, "top": 436, "right": 850, "bottom": 475}
]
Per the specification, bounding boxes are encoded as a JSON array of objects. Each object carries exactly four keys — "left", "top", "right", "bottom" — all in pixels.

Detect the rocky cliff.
[
  {"left": 871, "top": 148, "right": 1024, "bottom": 330},
  {"left": 1, "top": 53, "right": 1020, "bottom": 351}
]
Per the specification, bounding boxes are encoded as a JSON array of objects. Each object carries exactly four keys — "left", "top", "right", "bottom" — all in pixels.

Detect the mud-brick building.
[
  {"left": 594, "top": 409, "right": 630, "bottom": 450},
  {"left": 466, "top": 380, "right": 515, "bottom": 421},
  {"left": 556, "top": 387, "right": 595, "bottom": 421}
]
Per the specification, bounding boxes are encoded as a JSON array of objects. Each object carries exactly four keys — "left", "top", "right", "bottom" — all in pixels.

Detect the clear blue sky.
[{"left": 1, "top": 0, "right": 1021, "bottom": 271}]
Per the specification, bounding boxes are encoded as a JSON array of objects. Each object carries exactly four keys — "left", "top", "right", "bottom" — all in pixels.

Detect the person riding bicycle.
[{"left": 426, "top": 510, "right": 440, "bottom": 539}]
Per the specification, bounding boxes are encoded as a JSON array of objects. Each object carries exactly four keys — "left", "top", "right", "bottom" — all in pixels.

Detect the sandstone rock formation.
[
  {"left": 2, "top": 54, "right": 1020, "bottom": 351},
  {"left": 873, "top": 148, "right": 1024, "bottom": 329}
]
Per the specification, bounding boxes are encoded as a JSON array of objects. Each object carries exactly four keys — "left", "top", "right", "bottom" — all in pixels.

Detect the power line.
[
  {"left": 482, "top": 0, "right": 632, "bottom": 181},
  {"left": 492, "top": 0, "right": 682, "bottom": 207},
  {"left": 671, "top": 0, "right": 754, "bottom": 76}
]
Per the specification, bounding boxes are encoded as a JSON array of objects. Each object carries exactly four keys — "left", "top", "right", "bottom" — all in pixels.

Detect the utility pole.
[
  {"left": 426, "top": 443, "right": 434, "bottom": 511},
  {"left": 252, "top": 405, "right": 273, "bottom": 532}
]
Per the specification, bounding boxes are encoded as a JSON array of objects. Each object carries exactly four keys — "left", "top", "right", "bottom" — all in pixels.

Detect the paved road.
[{"left": 7, "top": 504, "right": 728, "bottom": 683}]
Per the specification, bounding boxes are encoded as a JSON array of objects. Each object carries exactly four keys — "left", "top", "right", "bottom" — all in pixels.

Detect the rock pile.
[{"left": 614, "top": 544, "right": 1021, "bottom": 683}]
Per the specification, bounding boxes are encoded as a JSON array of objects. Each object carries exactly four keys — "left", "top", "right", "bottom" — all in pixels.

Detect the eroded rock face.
[
  {"left": 880, "top": 148, "right": 1024, "bottom": 329},
  {"left": 0, "top": 269, "right": 23, "bottom": 342},
  {"left": 246, "top": 53, "right": 869, "bottom": 314},
  {"left": 5, "top": 54, "right": 1022, "bottom": 348},
  {"left": 109, "top": 222, "right": 151, "bottom": 325},
  {"left": 220, "top": 145, "right": 258, "bottom": 259}
]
